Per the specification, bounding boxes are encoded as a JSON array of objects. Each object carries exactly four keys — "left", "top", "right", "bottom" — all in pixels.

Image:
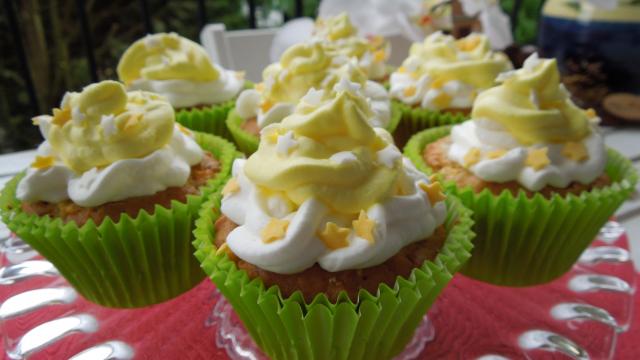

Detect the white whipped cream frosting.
[
  {"left": 17, "top": 124, "right": 204, "bottom": 207},
  {"left": 128, "top": 65, "right": 244, "bottom": 109},
  {"left": 447, "top": 119, "right": 607, "bottom": 191},
  {"left": 390, "top": 70, "right": 475, "bottom": 111},
  {"left": 221, "top": 154, "right": 447, "bottom": 274},
  {"left": 235, "top": 80, "right": 392, "bottom": 129}
]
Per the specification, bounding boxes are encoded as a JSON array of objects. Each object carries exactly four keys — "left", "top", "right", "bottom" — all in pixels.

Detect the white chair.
[{"left": 200, "top": 23, "right": 413, "bottom": 83}]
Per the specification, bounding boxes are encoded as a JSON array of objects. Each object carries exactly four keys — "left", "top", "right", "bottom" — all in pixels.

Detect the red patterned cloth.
[{"left": 1, "top": 236, "right": 637, "bottom": 359}]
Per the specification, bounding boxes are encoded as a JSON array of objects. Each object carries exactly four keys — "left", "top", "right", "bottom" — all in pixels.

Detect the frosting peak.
[
  {"left": 472, "top": 54, "right": 591, "bottom": 145},
  {"left": 43, "top": 80, "right": 174, "bottom": 173},
  {"left": 117, "top": 32, "right": 219, "bottom": 84},
  {"left": 244, "top": 83, "right": 391, "bottom": 213}
]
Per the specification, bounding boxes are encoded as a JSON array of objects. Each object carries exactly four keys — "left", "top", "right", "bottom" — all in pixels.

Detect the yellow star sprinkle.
[
  {"left": 31, "top": 155, "right": 55, "bottom": 170},
  {"left": 562, "top": 142, "right": 589, "bottom": 162},
  {"left": 260, "top": 100, "right": 273, "bottom": 113},
  {"left": 177, "top": 124, "right": 192, "bottom": 136},
  {"left": 317, "top": 222, "right": 351, "bottom": 250},
  {"left": 397, "top": 66, "right": 407, "bottom": 74},
  {"left": 430, "top": 77, "right": 447, "bottom": 89},
  {"left": 235, "top": 71, "right": 246, "bottom": 80},
  {"left": 255, "top": 83, "right": 265, "bottom": 92},
  {"left": 119, "top": 113, "right": 143, "bottom": 132},
  {"left": 457, "top": 36, "right": 480, "bottom": 51},
  {"left": 585, "top": 108, "right": 597, "bottom": 118},
  {"left": 487, "top": 149, "right": 507, "bottom": 159},
  {"left": 261, "top": 218, "right": 289, "bottom": 243},
  {"left": 419, "top": 181, "right": 446, "bottom": 204},
  {"left": 221, "top": 178, "right": 240, "bottom": 196},
  {"left": 51, "top": 107, "right": 71, "bottom": 126},
  {"left": 368, "top": 35, "right": 384, "bottom": 48},
  {"left": 433, "top": 92, "right": 452, "bottom": 108},
  {"left": 373, "top": 49, "right": 386, "bottom": 63},
  {"left": 403, "top": 86, "right": 417, "bottom": 97},
  {"left": 353, "top": 210, "right": 376, "bottom": 243},
  {"left": 526, "top": 147, "right": 550, "bottom": 170},
  {"left": 463, "top": 148, "right": 482, "bottom": 167},
  {"left": 215, "top": 243, "right": 235, "bottom": 258}
]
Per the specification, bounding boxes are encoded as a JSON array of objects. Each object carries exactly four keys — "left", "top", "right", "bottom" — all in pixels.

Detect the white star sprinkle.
[
  {"left": 495, "top": 70, "right": 517, "bottom": 83},
  {"left": 276, "top": 131, "right": 298, "bottom": 157},
  {"left": 100, "top": 114, "right": 117, "bottom": 137},
  {"left": 144, "top": 34, "right": 161, "bottom": 49},
  {"left": 71, "top": 107, "right": 86, "bottom": 125},
  {"left": 523, "top": 52, "right": 541, "bottom": 72},
  {"left": 329, "top": 151, "right": 358, "bottom": 165},
  {"left": 333, "top": 77, "right": 361, "bottom": 95},
  {"left": 301, "top": 88, "right": 324, "bottom": 106},
  {"left": 529, "top": 89, "right": 539, "bottom": 109},
  {"left": 376, "top": 145, "right": 402, "bottom": 168}
]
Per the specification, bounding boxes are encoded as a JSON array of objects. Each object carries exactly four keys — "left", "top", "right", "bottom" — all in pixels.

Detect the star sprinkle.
[
  {"left": 562, "top": 142, "right": 589, "bottom": 162},
  {"left": 254, "top": 83, "right": 265, "bottom": 92},
  {"left": 215, "top": 243, "right": 235, "bottom": 258},
  {"left": 235, "top": 71, "right": 246, "bottom": 80},
  {"left": 523, "top": 52, "right": 541, "bottom": 72},
  {"left": 585, "top": 108, "right": 597, "bottom": 118},
  {"left": 100, "top": 114, "right": 117, "bottom": 137},
  {"left": 397, "top": 66, "right": 407, "bottom": 74},
  {"left": 329, "top": 151, "right": 358, "bottom": 165},
  {"left": 456, "top": 36, "right": 480, "bottom": 51},
  {"left": 177, "top": 124, "right": 192, "bottom": 136},
  {"left": 526, "top": 147, "right": 550, "bottom": 170},
  {"left": 51, "top": 107, "right": 71, "bottom": 126},
  {"left": 276, "top": 131, "right": 298, "bottom": 157},
  {"left": 260, "top": 100, "right": 273, "bottom": 114},
  {"left": 260, "top": 218, "right": 289, "bottom": 243},
  {"left": 221, "top": 178, "right": 240, "bottom": 196},
  {"left": 495, "top": 70, "right": 517, "bottom": 83},
  {"left": 486, "top": 149, "right": 507, "bottom": 159},
  {"left": 31, "top": 155, "right": 55, "bottom": 170},
  {"left": 463, "top": 148, "right": 482, "bottom": 167},
  {"left": 433, "top": 92, "right": 452, "bottom": 108},
  {"left": 529, "top": 89, "right": 540, "bottom": 109},
  {"left": 317, "top": 222, "right": 351, "bottom": 250},
  {"left": 376, "top": 145, "right": 401, "bottom": 168},
  {"left": 353, "top": 210, "right": 376, "bottom": 243},
  {"left": 403, "top": 86, "right": 417, "bottom": 97},
  {"left": 419, "top": 180, "right": 446, "bottom": 204},
  {"left": 301, "top": 88, "right": 324, "bottom": 106},
  {"left": 373, "top": 49, "right": 386, "bottom": 63},
  {"left": 120, "top": 113, "right": 143, "bottom": 133},
  {"left": 71, "top": 106, "right": 86, "bottom": 125},
  {"left": 144, "top": 34, "right": 162, "bottom": 49},
  {"left": 334, "top": 77, "right": 361, "bottom": 95},
  {"left": 430, "top": 77, "right": 447, "bottom": 89}
]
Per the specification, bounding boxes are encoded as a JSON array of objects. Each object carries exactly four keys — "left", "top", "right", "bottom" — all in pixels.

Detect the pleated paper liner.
[
  {"left": 0, "top": 132, "right": 238, "bottom": 308},
  {"left": 175, "top": 81, "right": 254, "bottom": 141},
  {"left": 226, "top": 101, "right": 403, "bottom": 155},
  {"left": 404, "top": 125, "right": 638, "bottom": 286},
  {"left": 193, "top": 192, "right": 474, "bottom": 360},
  {"left": 392, "top": 101, "right": 468, "bottom": 149}
]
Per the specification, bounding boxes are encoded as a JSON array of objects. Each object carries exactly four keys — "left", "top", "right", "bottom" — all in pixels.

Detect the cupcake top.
[
  {"left": 390, "top": 32, "right": 512, "bottom": 110},
  {"left": 222, "top": 79, "right": 447, "bottom": 274},
  {"left": 235, "top": 42, "right": 391, "bottom": 129},
  {"left": 313, "top": 13, "right": 390, "bottom": 80},
  {"left": 17, "top": 80, "right": 204, "bottom": 207},
  {"left": 117, "top": 32, "right": 244, "bottom": 109},
  {"left": 447, "top": 54, "right": 606, "bottom": 191}
]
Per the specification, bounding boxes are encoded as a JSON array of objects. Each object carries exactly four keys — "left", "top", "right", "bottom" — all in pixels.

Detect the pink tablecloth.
[{"left": 1, "top": 236, "right": 638, "bottom": 359}]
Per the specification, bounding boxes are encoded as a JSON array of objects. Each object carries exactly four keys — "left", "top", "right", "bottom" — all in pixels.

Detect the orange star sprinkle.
[
  {"left": 317, "top": 222, "right": 351, "bottom": 250},
  {"left": 221, "top": 178, "right": 240, "bottom": 196},
  {"left": 464, "top": 148, "right": 481, "bottom": 167},
  {"left": 562, "top": 142, "right": 589, "bottom": 162},
  {"left": 261, "top": 218, "right": 289, "bottom": 243},
  {"left": 419, "top": 181, "right": 446, "bottom": 204},
  {"left": 526, "top": 147, "right": 550, "bottom": 170},
  {"left": 31, "top": 155, "right": 55, "bottom": 170},
  {"left": 353, "top": 210, "right": 376, "bottom": 243}
]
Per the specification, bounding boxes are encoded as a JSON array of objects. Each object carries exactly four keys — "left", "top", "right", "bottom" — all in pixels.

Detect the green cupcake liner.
[
  {"left": 227, "top": 101, "right": 404, "bottom": 156},
  {"left": 404, "top": 126, "right": 638, "bottom": 286},
  {"left": 176, "top": 101, "right": 235, "bottom": 141},
  {"left": 392, "top": 101, "right": 469, "bottom": 149},
  {"left": 193, "top": 192, "right": 474, "bottom": 360},
  {"left": 0, "top": 132, "right": 238, "bottom": 308},
  {"left": 175, "top": 81, "right": 254, "bottom": 141}
]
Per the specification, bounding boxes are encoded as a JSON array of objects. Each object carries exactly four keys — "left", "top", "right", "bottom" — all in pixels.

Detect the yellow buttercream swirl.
[
  {"left": 244, "top": 87, "right": 398, "bottom": 214},
  {"left": 260, "top": 42, "right": 367, "bottom": 105},
  {"left": 404, "top": 32, "right": 511, "bottom": 89},
  {"left": 117, "top": 32, "right": 219, "bottom": 85},
  {"left": 472, "top": 56, "right": 590, "bottom": 144},
  {"left": 46, "top": 80, "right": 175, "bottom": 173}
]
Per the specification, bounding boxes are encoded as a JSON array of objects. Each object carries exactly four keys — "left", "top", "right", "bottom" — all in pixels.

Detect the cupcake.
[
  {"left": 0, "top": 81, "right": 236, "bottom": 307},
  {"left": 229, "top": 42, "right": 400, "bottom": 154},
  {"left": 313, "top": 12, "right": 391, "bottom": 81},
  {"left": 390, "top": 32, "right": 512, "bottom": 147},
  {"left": 405, "top": 54, "right": 637, "bottom": 286},
  {"left": 194, "top": 80, "right": 473, "bottom": 359},
  {"left": 117, "top": 32, "right": 247, "bottom": 138}
]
